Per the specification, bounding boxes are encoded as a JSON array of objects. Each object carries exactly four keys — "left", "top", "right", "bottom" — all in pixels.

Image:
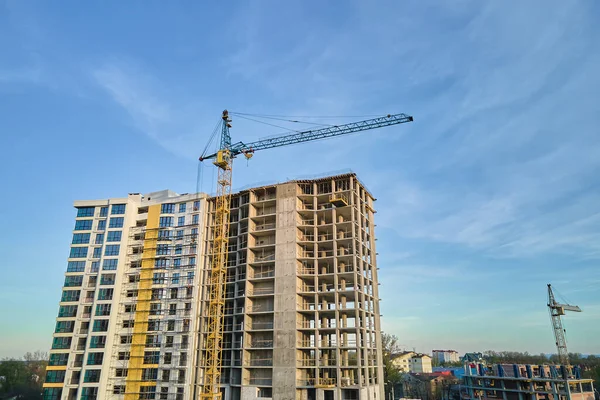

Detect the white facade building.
[{"left": 431, "top": 350, "right": 460, "bottom": 364}]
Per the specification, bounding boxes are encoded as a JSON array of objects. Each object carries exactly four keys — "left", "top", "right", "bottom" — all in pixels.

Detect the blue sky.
[{"left": 1, "top": 1, "right": 599, "bottom": 358}]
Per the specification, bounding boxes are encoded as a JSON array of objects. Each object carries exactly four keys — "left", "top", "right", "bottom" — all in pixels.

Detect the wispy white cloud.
[{"left": 91, "top": 61, "right": 210, "bottom": 159}]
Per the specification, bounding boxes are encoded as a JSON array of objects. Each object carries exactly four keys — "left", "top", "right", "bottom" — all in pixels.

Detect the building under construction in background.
[
  {"left": 42, "top": 173, "right": 384, "bottom": 400},
  {"left": 462, "top": 363, "right": 595, "bottom": 400}
]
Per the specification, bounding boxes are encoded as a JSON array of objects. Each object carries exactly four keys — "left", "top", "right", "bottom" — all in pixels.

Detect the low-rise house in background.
[
  {"left": 432, "top": 350, "right": 460, "bottom": 364},
  {"left": 392, "top": 352, "right": 433, "bottom": 373}
]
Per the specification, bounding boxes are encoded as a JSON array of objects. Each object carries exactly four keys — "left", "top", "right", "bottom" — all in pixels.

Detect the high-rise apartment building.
[{"left": 43, "top": 173, "right": 384, "bottom": 400}]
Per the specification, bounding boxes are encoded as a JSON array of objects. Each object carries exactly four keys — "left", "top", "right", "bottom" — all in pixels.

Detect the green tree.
[
  {"left": 382, "top": 333, "right": 402, "bottom": 399},
  {"left": 0, "top": 351, "right": 47, "bottom": 400}
]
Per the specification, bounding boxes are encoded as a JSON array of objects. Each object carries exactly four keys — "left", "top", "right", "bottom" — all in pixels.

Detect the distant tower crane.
[
  {"left": 198, "top": 110, "right": 414, "bottom": 399},
  {"left": 547, "top": 284, "right": 581, "bottom": 366}
]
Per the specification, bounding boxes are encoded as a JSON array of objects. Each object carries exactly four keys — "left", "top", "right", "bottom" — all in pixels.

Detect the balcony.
[
  {"left": 254, "top": 223, "right": 276, "bottom": 231},
  {"left": 245, "top": 378, "right": 272, "bottom": 386},
  {"left": 296, "top": 378, "right": 337, "bottom": 388},
  {"left": 248, "top": 322, "right": 273, "bottom": 330},
  {"left": 247, "top": 358, "right": 273, "bottom": 367},
  {"left": 249, "top": 340, "right": 273, "bottom": 349}
]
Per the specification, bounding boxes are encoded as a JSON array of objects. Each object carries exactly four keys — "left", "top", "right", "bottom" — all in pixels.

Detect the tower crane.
[
  {"left": 198, "top": 110, "right": 414, "bottom": 399},
  {"left": 547, "top": 284, "right": 581, "bottom": 366}
]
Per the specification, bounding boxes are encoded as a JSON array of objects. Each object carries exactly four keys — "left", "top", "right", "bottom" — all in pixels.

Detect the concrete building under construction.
[
  {"left": 42, "top": 173, "right": 384, "bottom": 400},
  {"left": 462, "top": 363, "right": 596, "bottom": 400}
]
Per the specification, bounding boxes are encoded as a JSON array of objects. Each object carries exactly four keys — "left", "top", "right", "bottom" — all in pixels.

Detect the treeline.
[
  {"left": 0, "top": 351, "right": 48, "bottom": 400},
  {"left": 482, "top": 350, "right": 600, "bottom": 367}
]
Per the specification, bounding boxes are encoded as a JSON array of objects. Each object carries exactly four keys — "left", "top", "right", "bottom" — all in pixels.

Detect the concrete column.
[{"left": 272, "top": 183, "right": 298, "bottom": 400}]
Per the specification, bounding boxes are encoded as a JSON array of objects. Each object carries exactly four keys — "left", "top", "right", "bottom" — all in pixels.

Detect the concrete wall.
[{"left": 272, "top": 183, "right": 298, "bottom": 400}]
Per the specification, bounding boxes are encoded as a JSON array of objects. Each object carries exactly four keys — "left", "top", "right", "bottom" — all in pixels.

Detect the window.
[
  {"left": 146, "top": 335, "right": 160, "bottom": 347},
  {"left": 48, "top": 353, "right": 69, "bottom": 366},
  {"left": 161, "top": 203, "right": 175, "bottom": 214},
  {"left": 179, "top": 203, "right": 186, "bottom": 213},
  {"left": 64, "top": 275, "right": 83, "bottom": 287},
  {"left": 98, "top": 288, "right": 113, "bottom": 300},
  {"left": 191, "top": 227, "right": 198, "bottom": 235},
  {"left": 115, "top": 368, "right": 128, "bottom": 377},
  {"left": 100, "top": 206, "right": 108, "bottom": 217},
  {"left": 106, "top": 231, "right": 122, "bottom": 242},
  {"left": 152, "top": 273, "right": 165, "bottom": 284},
  {"left": 142, "top": 368, "right": 158, "bottom": 381},
  {"left": 147, "top": 320, "right": 160, "bottom": 331},
  {"left": 81, "top": 387, "right": 98, "bottom": 400},
  {"left": 144, "top": 351, "right": 160, "bottom": 364},
  {"left": 189, "top": 257, "right": 196, "bottom": 266},
  {"left": 172, "top": 273, "right": 180, "bottom": 284},
  {"left": 55, "top": 321, "right": 75, "bottom": 333},
  {"left": 104, "top": 245, "right": 120, "bottom": 256},
  {"left": 161, "top": 370, "right": 170, "bottom": 382},
  {"left": 87, "top": 352, "right": 104, "bottom": 365},
  {"left": 155, "top": 258, "right": 169, "bottom": 268},
  {"left": 95, "top": 304, "right": 111, "bottom": 316},
  {"left": 173, "top": 258, "right": 181, "bottom": 267},
  {"left": 109, "top": 217, "right": 124, "bottom": 228},
  {"left": 69, "top": 247, "right": 88, "bottom": 258},
  {"left": 158, "top": 230, "right": 172, "bottom": 239},
  {"left": 72, "top": 233, "right": 91, "bottom": 244},
  {"left": 169, "top": 288, "right": 178, "bottom": 299},
  {"left": 124, "top": 304, "right": 136, "bottom": 313},
  {"left": 58, "top": 305, "right": 78, "bottom": 317},
  {"left": 45, "top": 370, "right": 66, "bottom": 383},
  {"left": 67, "top": 261, "right": 86, "bottom": 272},
  {"left": 103, "top": 259, "right": 118, "bottom": 270},
  {"left": 123, "top": 320, "right": 135, "bottom": 328},
  {"left": 89, "top": 336, "right": 106, "bottom": 349},
  {"left": 176, "top": 230, "right": 184, "bottom": 238},
  {"left": 186, "top": 272, "right": 194, "bottom": 284},
  {"left": 160, "top": 387, "right": 169, "bottom": 400},
  {"left": 126, "top": 290, "right": 138, "bottom": 298},
  {"left": 140, "top": 386, "right": 156, "bottom": 400},
  {"left": 51, "top": 337, "right": 72, "bottom": 350},
  {"left": 61, "top": 290, "right": 80, "bottom": 302},
  {"left": 98, "top": 220, "right": 106, "bottom": 230},
  {"left": 167, "top": 320, "right": 175, "bottom": 331},
  {"left": 192, "top": 214, "right": 199, "bottom": 224},
  {"left": 159, "top": 217, "right": 173, "bottom": 228},
  {"left": 118, "top": 352, "right": 130, "bottom": 361},
  {"left": 120, "top": 335, "right": 132, "bottom": 344},
  {"left": 156, "top": 244, "right": 170, "bottom": 255},
  {"left": 43, "top": 388, "right": 62, "bottom": 400},
  {"left": 113, "top": 386, "right": 126, "bottom": 395},
  {"left": 177, "top": 216, "right": 185, "bottom": 226},
  {"left": 151, "top": 289, "right": 163, "bottom": 300},
  {"left": 168, "top": 304, "right": 177, "bottom": 315},
  {"left": 91, "top": 261, "right": 100, "bottom": 272},
  {"left": 92, "top": 319, "right": 109, "bottom": 332},
  {"left": 111, "top": 204, "right": 126, "bottom": 214},
  {"left": 193, "top": 200, "right": 200, "bottom": 210},
  {"left": 95, "top": 233, "right": 104, "bottom": 244},
  {"left": 77, "top": 207, "right": 95, "bottom": 217},
  {"left": 150, "top": 303, "right": 161, "bottom": 316},
  {"left": 175, "top": 245, "right": 182, "bottom": 255},
  {"left": 92, "top": 247, "right": 102, "bottom": 258},
  {"left": 74, "top": 220, "right": 93, "bottom": 231},
  {"left": 100, "top": 274, "right": 115, "bottom": 285}
]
